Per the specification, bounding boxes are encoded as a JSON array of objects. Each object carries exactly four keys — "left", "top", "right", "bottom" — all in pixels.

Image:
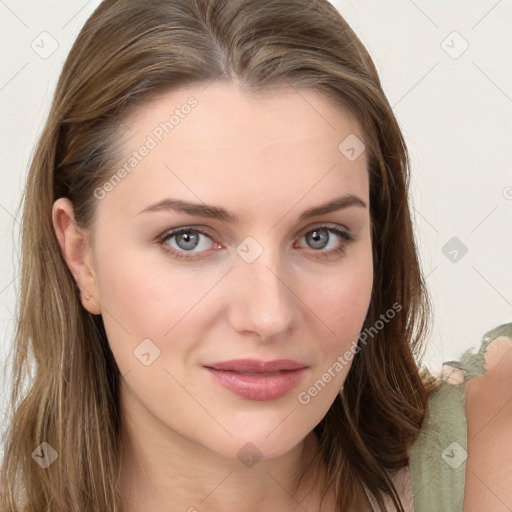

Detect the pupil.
[
  {"left": 178, "top": 232, "right": 199, "bottom": 250},
  {"left": 309, "top": 229, "right": 328, "bottom": 249}
]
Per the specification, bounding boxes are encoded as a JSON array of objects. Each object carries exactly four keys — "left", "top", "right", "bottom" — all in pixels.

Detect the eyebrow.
[{"left": 137, "top": 194, "right": 367, "bottom": 223}]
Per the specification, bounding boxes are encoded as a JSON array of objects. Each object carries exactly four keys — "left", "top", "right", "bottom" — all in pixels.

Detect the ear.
[{"left": 52, "top": 197, "right": 101, "bottom": 315}]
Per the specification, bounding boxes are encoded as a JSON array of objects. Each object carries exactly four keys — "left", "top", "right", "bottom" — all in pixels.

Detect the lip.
[
  {"left": 203, "top": 359, "right": 308, "bottom": 401},
  {"left": 205, "top": 358, "right": 307, "bottom": 373}
]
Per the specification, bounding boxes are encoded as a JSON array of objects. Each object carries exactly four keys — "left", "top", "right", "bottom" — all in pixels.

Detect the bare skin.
[
  {"left": 464, "top": 335, "right": 512, "bottom": 511},
  {"left": 53, "top": 82, "right": 383, "bottom": 511}
]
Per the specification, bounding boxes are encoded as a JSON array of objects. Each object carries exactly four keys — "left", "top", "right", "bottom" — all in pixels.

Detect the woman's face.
[{"left": 83, "top": 82, "right": 373, "bottom": 460}]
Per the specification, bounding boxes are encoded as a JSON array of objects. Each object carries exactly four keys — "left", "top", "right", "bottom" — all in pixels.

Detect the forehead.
[
  {"left": 101, "top": 82, "right": 369, "bottom": 221},
  {"left": 126, "top": 81, "right": 366, "bottom": 149}
]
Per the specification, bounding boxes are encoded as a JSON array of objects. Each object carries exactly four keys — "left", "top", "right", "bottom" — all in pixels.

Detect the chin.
[{"left": 207, "top": 429, "right": 309, "bottom": 464}]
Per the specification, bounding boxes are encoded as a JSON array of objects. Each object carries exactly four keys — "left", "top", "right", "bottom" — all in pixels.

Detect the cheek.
[
  {"left": 303, "top": 245, "right": 373, "bottom": 387},
  {"left": 295, "top": 259, "right": 373, "bottom": 411},
  {"left": 91, "top": 242, "right": 175, "bottom": 368},
  {"left": 95, "top": 235, "right": 188, "bottom": 324},
  {"left": 308, "top": 246, "right": 373, "bottom": 340},
  {"left": 93, "top": 241, "right": 221, "bottom": 372}
]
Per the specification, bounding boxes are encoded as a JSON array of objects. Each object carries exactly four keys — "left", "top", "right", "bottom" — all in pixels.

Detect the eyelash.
[{"left": 156, "top": 224, "right": 355, "bottom": 262}]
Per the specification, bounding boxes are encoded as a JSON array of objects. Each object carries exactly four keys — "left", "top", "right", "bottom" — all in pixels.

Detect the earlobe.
[{"left": 52, "top": 198, "right": 101, "bottom": 315}]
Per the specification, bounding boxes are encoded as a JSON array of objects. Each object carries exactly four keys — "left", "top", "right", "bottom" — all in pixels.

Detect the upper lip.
[{"left": 204, "top": 359, "right": 308, "bottom": 373}]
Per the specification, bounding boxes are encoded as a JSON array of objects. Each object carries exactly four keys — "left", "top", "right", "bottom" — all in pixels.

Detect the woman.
[{"left": 0, "top": 0, "right": 441, "bottom": 510}]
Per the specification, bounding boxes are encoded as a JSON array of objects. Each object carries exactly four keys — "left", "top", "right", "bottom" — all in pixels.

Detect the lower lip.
[{"left": 204, "top": 367, "right": 307, "bottom": 401}]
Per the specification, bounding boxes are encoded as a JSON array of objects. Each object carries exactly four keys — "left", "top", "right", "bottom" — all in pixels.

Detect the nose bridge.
[{"left": 229, "top": 235, "right": 296, "bottom": 338}]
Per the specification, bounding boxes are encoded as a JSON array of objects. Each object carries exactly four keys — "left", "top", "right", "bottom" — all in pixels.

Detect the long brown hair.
[{"left": 0, "top": 0, "right": 433, "bottom": 510}]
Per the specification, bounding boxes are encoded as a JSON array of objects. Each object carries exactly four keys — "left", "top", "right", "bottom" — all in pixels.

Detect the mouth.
[
  {"left": 203, "top": 359, "right": 308, "bottom": 401},
  {"left": 204, "top": 358, "right": 308, "bottom": 373},
  {"left": 212, "top": 370, "right": 291, "bottom": 376}
]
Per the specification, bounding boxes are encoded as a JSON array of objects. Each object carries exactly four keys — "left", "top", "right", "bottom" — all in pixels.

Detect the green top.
[{"left": 407, "top": 322, "right": 512, "bottom": 512}]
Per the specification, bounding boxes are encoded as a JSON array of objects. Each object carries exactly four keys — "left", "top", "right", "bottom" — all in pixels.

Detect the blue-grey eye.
[
  {"left": 175, "top": 231, "right": 201, "bottom": 251},
  {"left": 305, "top": 228, "right": 331, "bottom": 250}
]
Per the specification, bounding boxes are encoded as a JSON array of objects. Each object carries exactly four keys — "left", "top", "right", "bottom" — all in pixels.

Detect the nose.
[{"left": 227, "top": 249, "right": 296, "bottom": 340}]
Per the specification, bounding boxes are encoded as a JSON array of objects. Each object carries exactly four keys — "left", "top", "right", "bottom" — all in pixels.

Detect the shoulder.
[
  {"left": 389, "top": 323, "right": 512, "bottom": 512},
  {"left": 406, "top": 324, "right": 512, "bottom": 511},
  {"left": 463, "top": 324, "right": 512, "bottom": 511}
]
